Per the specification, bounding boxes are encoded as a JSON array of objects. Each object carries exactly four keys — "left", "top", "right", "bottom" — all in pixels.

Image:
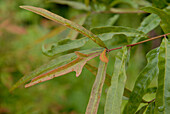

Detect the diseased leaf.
[
  {"left": 105, "top": 47, "right": 127, "bottom": 114},
  {"left": 91, "top": 26, "right": 146, "bottom": 38},
  {"left": 25, "top": 51, "right": 102, "bottom": 88},
  {"left": 123, "top": 48, "right": 159, "bottom": 114},
  {"left": 10, "top": 48, "right": 103, "bottom": 91},
  {"left": 85, "top": 60, "right": 107, "bottom": 114},
  {"left": 142, "top": 7, "right": 170, "bottom": 38},
  {"left": 135, "top": 105, "right": 148, "bottom": 114},
  {"left": 100, "top": 49, "right": 108, "bottom": 63},
  {"left": 49, "top": 0, "right": 90, "bottom": 11},
  {"left": 155, "top": 38, "right": 170, "bottom": 113},
  {"left": 20, "top": 6, "right": 107, "bottom": 48},
  {"left": 146, "top": 102, "right": 155, "bottom": 114}
]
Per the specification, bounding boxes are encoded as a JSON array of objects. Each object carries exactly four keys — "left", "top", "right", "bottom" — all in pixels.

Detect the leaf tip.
[
  {"left": 100, "top": 49, "right": 109, "bottom": 63},
  {"left": 19, "top": 6, "right": 24, "bottom": 9}
]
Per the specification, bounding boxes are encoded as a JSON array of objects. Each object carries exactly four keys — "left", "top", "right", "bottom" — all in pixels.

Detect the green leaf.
[
  {"left": 152, "top": 0, "right": 168, "bottom": 9},
  {"left": 20, "top": 6, "right": 107, "bottom": 48},
  {"left": 49, "top": 0, "right": 90, "bottom": 11},
  {"left": 111, "top": 0, "right": 138, "bottom": 8},
  {"left": 135, "top": 105, "right": 148, "bottom": 114},
  {"left": 25, "top": 51, "right": 102, "bottom": 88},
  {"left": 138, "top": 14, "right": 160, "bottom": 34},
  {"left": 106, "top": 14, "right": 119, "bottom": 26},
  {"left": 85, "top": 60, "right": 108, "bottom": 114},
  {"left": 110, "top": 8, "right": 145, "bottom": 13},
  {"left": 132, "top": 14, "right": 161, "bottom": 43},
  {"left": 85, "top": 63, "right": 147, "bottom": 102},
  {"left": 146, "top": 102, "right": 155, "bottom": 114},
  {"left": 146, "top": 87, "right": 157, "bottom": 94},
  {"left": 42, "top": 37, "right": 89, "bottom": 56},
  {"left": 155, "top": 38, "right": 170, "bottom": 113},
  {"left": 105, "top": 47, "right": 127, "bottom": 114},
  {"left": 67, "top": 14, "right": 87, "bottom": 40},
  {"left": 142, "top": 7, "right": 170, "bottom": 38},
  {"left": 91, "top": 26, "right": 146, "bottom": 38},
  {"left": 10, "top": 48, "right": 103, "bottom": 91},
  {"left": 123, "top": 48, "right": 159, "bottom": 114},
  {"left": 85, "top": 63, "right": 111, "bottom": 86}
]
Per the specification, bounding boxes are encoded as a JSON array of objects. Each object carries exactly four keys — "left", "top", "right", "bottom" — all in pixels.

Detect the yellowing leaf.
[
  {"left": 100, "top": 49, "right": 109, "bottom": 63},
  {"left": 25, "top": 51, "right": 101, "bottom": 88}
]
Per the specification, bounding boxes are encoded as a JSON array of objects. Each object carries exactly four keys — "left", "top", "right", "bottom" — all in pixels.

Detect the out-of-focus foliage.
[{"left": 0, "top": 0, "right": 170, "bottom": 114}]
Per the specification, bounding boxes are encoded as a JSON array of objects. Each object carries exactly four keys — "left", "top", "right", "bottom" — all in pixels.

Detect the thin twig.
[{"left": 107, "top": 33, "right": 170, "bottom": 52}]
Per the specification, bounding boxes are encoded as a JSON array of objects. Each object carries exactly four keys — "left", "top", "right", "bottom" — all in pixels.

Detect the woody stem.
[{"left": 107, "top": 33, "right": 170, "bottom": 52}]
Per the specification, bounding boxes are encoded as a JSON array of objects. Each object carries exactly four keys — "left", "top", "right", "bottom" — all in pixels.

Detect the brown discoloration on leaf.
[
  {"left": 100, "top": 49, "right": 109, "bottom": 63},
  {"left": 25, "top": 51, "right": 101, "bottom": 88}
]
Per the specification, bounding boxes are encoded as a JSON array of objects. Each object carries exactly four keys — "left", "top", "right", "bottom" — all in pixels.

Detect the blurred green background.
[{"left": 0, "top": 0, "right": 163, "bottom": 113}]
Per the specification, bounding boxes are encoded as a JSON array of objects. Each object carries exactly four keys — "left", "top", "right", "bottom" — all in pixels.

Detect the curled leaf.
[{"left": 100, "top": 49, "right": 109, "bottom": 63}]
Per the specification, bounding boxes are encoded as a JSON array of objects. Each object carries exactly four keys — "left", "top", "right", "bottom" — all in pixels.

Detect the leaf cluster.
[{"left": 7, "top": 0, "right": 170, "bottom": 113}]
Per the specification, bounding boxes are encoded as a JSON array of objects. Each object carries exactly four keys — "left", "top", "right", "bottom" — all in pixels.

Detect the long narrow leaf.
[
  {"left": 138, "top": 14, "right": 160, "bottom": 34},
  {"left": 10, "top": 48, "right": 103, "bottom": 91},
  {"left": 154, "top": 38, "right": 170, "bottom": 113},
  {"left": 142, "top": 7, "right": 170, "bottom": 38},
  {"left": 20, "top": 6, "right": 107, "bottom": 48},
  {"left": 135, "top": 105, "right": 148, "bottom": 114},
  {"left": 91, "top": 26, "right": 146, "bottom": 38},
  {"left": 123, "top": 48, "right": 159, "bottom": 114},
  {"left": 42, "top": 37, "right": 89, "bottom": 56},
  {"left": 85, "top": 60, "right": 107, "bottom": 114},
  {"left": 132, "top": 14, "right": 160, "bottom": 43},
  {"left": 85, "top": 62, "right": 147, "bottom": 103},
  {"left": 105, "top": 47, "right": 127, "bottom": 114},
  {"left": 67, "top": 14, "right": 87, "bottom": 40},
  {"left": 85, "top": 63, "right": 111, "bottom": 86},
  {"left": 25, "top": 51, "right": 101, "bottom": 88}
]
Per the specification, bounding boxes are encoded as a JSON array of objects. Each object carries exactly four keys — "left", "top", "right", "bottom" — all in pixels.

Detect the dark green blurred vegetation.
[{"left": 0, "top": 0, "right": 167, "bottom": 113}]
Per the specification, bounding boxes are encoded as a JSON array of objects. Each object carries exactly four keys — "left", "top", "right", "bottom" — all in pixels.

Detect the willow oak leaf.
[
  {"left": 25, "top": 51, "right": 101, "bottom": 88},
  {"left": 20, "top": 6, "right": 107, "bottom": 48}
]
